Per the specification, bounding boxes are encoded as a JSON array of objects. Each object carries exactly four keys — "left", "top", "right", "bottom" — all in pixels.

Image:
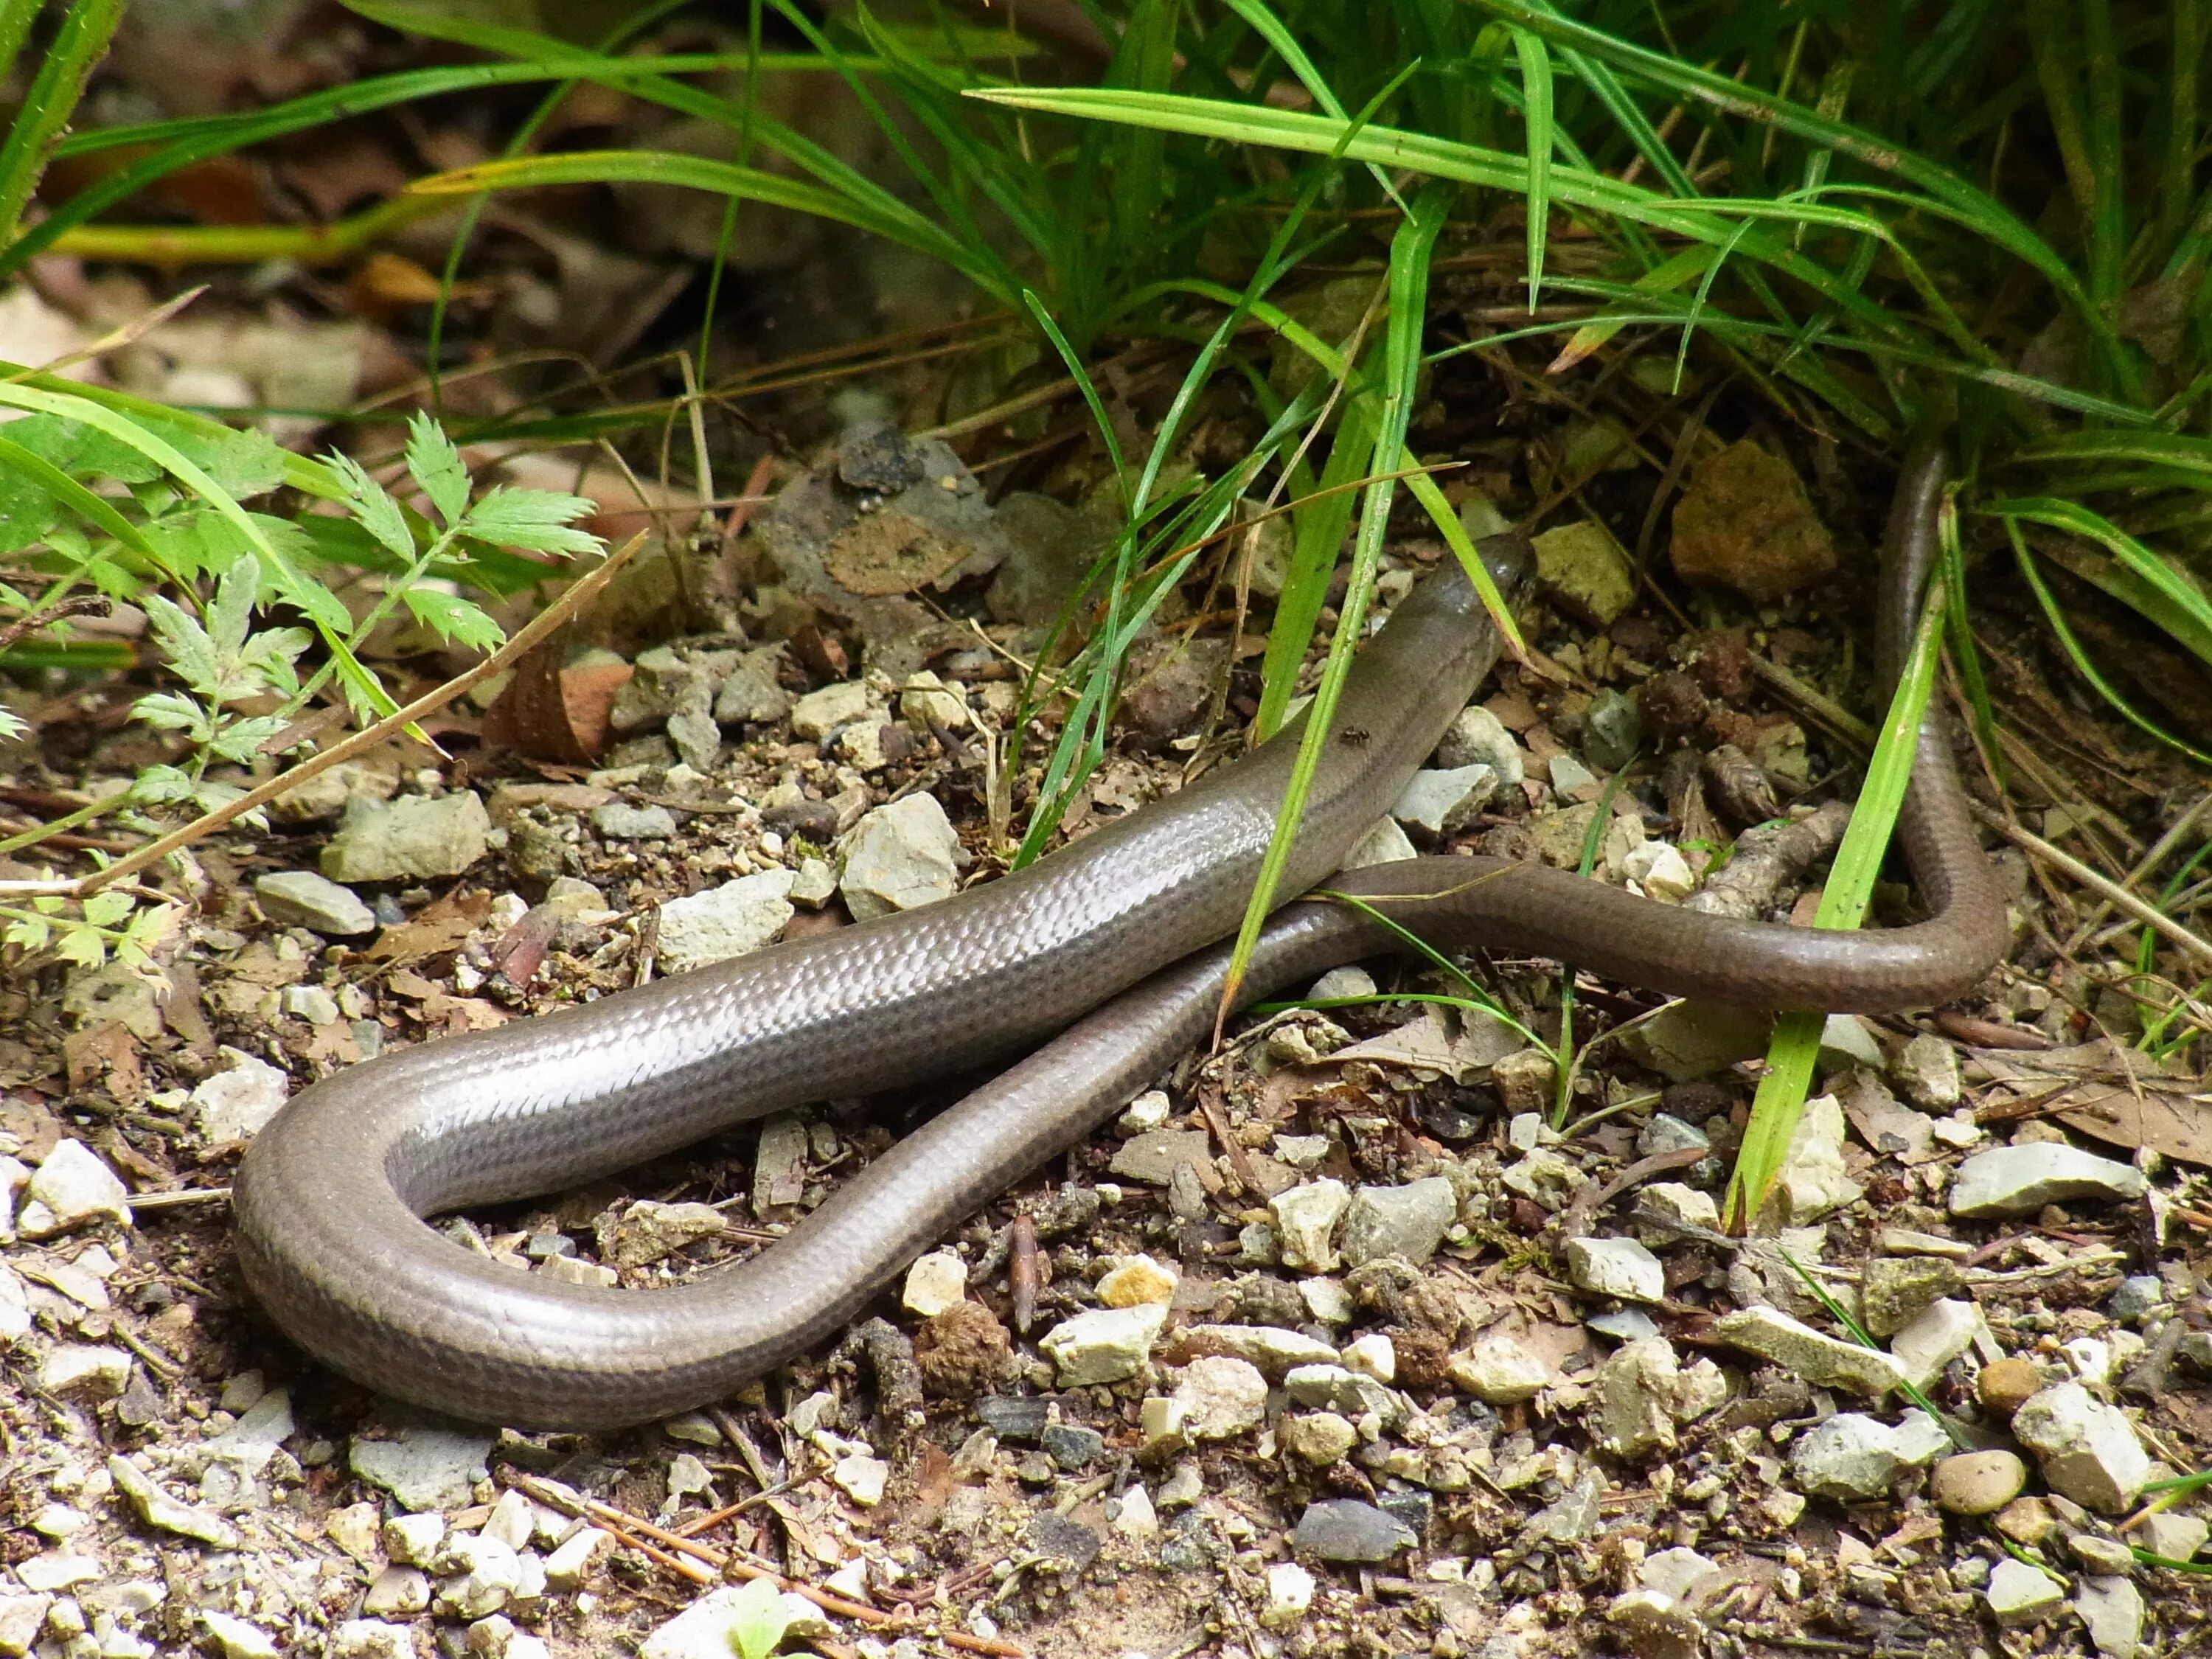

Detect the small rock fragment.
[
  {"left": 1859, "top": 1255, "right": 1964, "bottom": 1338},
  {"left": 189, "top": 1048, "right": 291, "bottom": 1144},
  {"left": 322, "top": 790, "right": 490, "bottom": 882},
  {"left": 1038, "top": 1304, "right": 1167, "bottom": 1386},
  {"left": 1889, "top": 1297, "right": 1986, "bottom": 1389},
  {"left": 254, "top": 869, "right": 376, "bottom": 936},
  {"left": 1980, "top": 1356, "right": 2045, "bottom": 1416},
  {"left": 654, "top": 869, "right": 796, "bottom": 975},
  {"left": 790, "top": 681, "right": 877, "bottom": 740},
  {"left": 1531, "top": 521, "right": 1635, "bottom": 625},
  {"left": 2076, "top": 1576, "right": 2146, "bottom": 1659},
  {"left": 839, "top": 793, "right": 959, "bottom": 920},
  {"left": 902, "top": 1251, "right": 968, "bottom": 1317},
  {"left": 1669, "top": 439, "right": 1837, "bottom": 602},
  {"left": 1566, "top": 1237, "right": 1666, "bottom": 1303},
  {"left": 1711, "top": 1307, "right": 1908, "bottom": 1397},
  {"left": 1279, "top": 1413, "right": 1358, "bottom": 1466},
  {"left": 1790, "top": 1411, "right": 1949, "bottom": 1500},
  {"left": 1339, "top": 1178, "right": 1455, "bottom": 1268},
  {"left": 105, "top": 1455, "right": 238, "bottom": 1548},
  {"left": 1178, "top": 1324, "right": 1338, "bottom": 1377},
  {"left": 543, "top": 1527, "right": 611, "bottom": 1589},
  {"left": 36, "top": 1343, "right": 132, "bottom": 1400},
  {"left": 1270, "top": 1180, "right": 1351, "bottom": 1272},
  {"left": 1292, "top": 1499, "right": 1417, "bottom": 1563},
  {"left": 1171, "top": 1355, "right": 1268, "bottom": 1440},
  {"left": 18, "top": 1139, "right": 131, "bottom": 1238},
  {"left": 1895, "top": 1033, "right": 1961, "bottom": 1107},
  {"left": 201, "top": 1612, "right": 281, "bottom": 1659},
  {"left": 351, "top": 1427, "right": 495, "bottom": 1512},
  {"left": 1950, "top": 1144, "right": 2146, "bottom": 1218},
  {"left": 1437, "top": 705, "right": 1524, "bottom": 785},
  {"left": 2138, "top": 1512, "right": 2209, "bottom": 1563},
  {"left": 1262, "top": 1562, "right": 1316, "bottom": 1629},
  {"left": 1391, "top": 765, "right": 1498, "bottom": 836},
  {"left": 2011, "top": 1382, "right": 2152, "bottom": 1513},
  {"left": 1097, "top": 1254, "right": 1178, "bottom": 1307},
  {"left": 1986, "top": 1557, "right": 2067, "bottom": 1627},
  {"left": 590, "top": 801, "right": 676, "bottom": 840},
  {"left": 1767, "top": 1093, "right": 1863, "bottom": 1222},
  {"left": 1447, "top": 1332, "right": 1550, "bottom": 1404}
]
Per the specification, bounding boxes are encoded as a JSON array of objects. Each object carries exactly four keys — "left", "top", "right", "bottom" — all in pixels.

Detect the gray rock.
[
  {"left": 709, "top": 644, "right": 793, "bottom": 726},
  {"left": 1292, "top": 1499, "right": 1416, "bottom": 1563},
  {"left": 1340, "top": 1177, "right": 1456, "bottom": 1267},
  {"left": 1531, "top": 1470, "right": 1608, "bottom": 1541},
  {"left": 1767, "top": 1093, "right": 1863, "bottom": 1222},
  {"left": 36, "top": 1344, "right": 132, "bottom": 1399},
  {"left": 349, "top": 1426, "right": 494, "bottom": 1512},
  {"left": 655, "top": 869, "right": 795, "bottom": 975},
  {"left": 331, "top": 1621, "right": 420, "bottom": 1659},
  {"left": 603, "top": 1200, "right": 726, "bottom": 1267},
  {"left": 200, "top": 1611, "right": 282, "bottom": 1659},
  {"left": 1583, "top": 688, "right": 1642, "bottom": 773},
  {"left": 323, "top": 791, "right": 490, "bottom": 883},
  {"left": 1590, "top": 1337, "right": 1718, "bottom": 1461},
  {"left": 271, "top": 759, "right": 399, "bottom": 824},
  {"left": 1711, "top": 1307, "right": 1909, "bottom": 1397},
  {"left": 2070, "top": 1534, "right": 2136, "bottom": 1575},
  {"left": 189, "top": 1048, "right": 291, "bottom": 1144},
  {"left": 1342, "top": 815, "right": 1418, "bottom": 868},
  {"left": 1042, "top": 1422, "right": 1104, "bottom": 1470},
  {"left": 1108, "top": 1129, "right": 1213, "bottom": 1187},
  {"left": 1038, "top": 1304, "right": 1166, "bottom": 1386},
  {"left": 1637, "top": 1113, "right": 1711, "bottom": 1160},
  {"left": 839, "top": 793, "right": 959, "bottom": 920},
  {"left": 1391, "top": 764, "right": 1498, "bottom": 836},
  {"left": 1531, "top": 521, "right": 1635, "bottom": 625},
  {"left": 1436, "top": 704, "right": 1524, "bottom": 785},
  {"left": 254, "top": 869, "right": 376, "bottom": 936},
  {"left": 1619, "top": 1001, "right": 1774, "bottom": 1082},
  {"left": 1891, "top": 1297, "right": 1986, "bottom": 1389},
  {"left": 1567, "top": 1237, "right": 1666, "bottom": 1303},
  {"left": 1171, "top": 1355, "right": 1268, "bottom": 1440},
  {"left": 790, "top": 681, "right": 877, "bottom": 740},
  {"left": 1280, "top": 1412, "right": 1360, "bottom": 1466},
  {"left": 1986, "top": 1558, "right": 2066, "bottom": 1627},
  {"left": 1896, "top": 1033, "right": 1961, "bottom": 1108},
  {"left": 1179, "top": 1324, "right": 1338, "bottom": 1377},
  {"left": 1816, "top": 1013, "right": 1886, "bottom": 1074},
  {"left": 1791, "top": 1410, "right": 1950, "bottom": 1500},
  {"left": 987, "top": 493, "right": 1101, "bottom": 625},
  {"left": 1270, "top": 1180, "right": 1351, "bottom": 1272},
  {"left": 1860, "top": 1256, "right": 1965, "bottom": 1338},
  {"left": 2109, "top": 1275, "right": 2168, "bottom": 1323},
  {"left": 590, "top": 802, "right": 677, "bottom": 840},
  {"left": 2076, "top": 1576, "right": 2145, "bottom": 1658},
  {"left": 1950, "top": 1145, "right": 2146, "bottom": 1219},
  {"left": 2011, "top": 1382, "right": 2152, "bottom": 1513},
  {"left": 2139, "top": 1512, "right": 2209, "bottom": 1562},
  {"left": 1284, "top": 1363, "right": 1399, "bottom": 1425},
  {"left": 106, "top": 1454, "right": 239, "bottom": 1548}
]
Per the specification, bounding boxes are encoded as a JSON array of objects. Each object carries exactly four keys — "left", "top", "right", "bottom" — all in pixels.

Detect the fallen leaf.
[
  {"left": 366, "top": 891, "right": 492, "bottom": 965},
  {"left": 1972, "top": 1040, "right": 2212, "bottom": 1166},
  {"left": 483, "top": 630, "right": 633, "bottom": 764},
  {"left": 63, "top": 1022, "right": 143, "bottom": 1106}
]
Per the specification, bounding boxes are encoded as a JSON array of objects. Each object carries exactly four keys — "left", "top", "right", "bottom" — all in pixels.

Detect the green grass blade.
[
  {"left": 0, "top": 0, "right": 122, "bottom": 245},
  {"left": 1725, "top": 563, "right": 1948, "bottom": 1228},
  {"left": 1511, "top": 27, "right": 1554, "bottom": 311},
  {"left": 1989, "top": 495, "right": 2212, "bottom": 667},
  {"left": 1218, "top": 182, "right": 1452, "bottom": 1014},
  {"left": 2006, "top": 524, "right": 2212, "bottom": 767},
  {"left": 0, "top": 431, "right": 180, "bottom": 578},
  {"left": 1218, "top": 0, "right": 1410, "bottom": 212}
]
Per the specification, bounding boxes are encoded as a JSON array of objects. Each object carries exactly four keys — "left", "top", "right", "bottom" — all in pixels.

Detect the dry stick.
[
  {"left": 47, "top": 534, "right": 647, "bottom": 899},
  {"left": 2062, "top": 790, "right": 2212, "bottom": 958},
  {"left": 1970, "top": 801, "right": 2212, "bottom": 971},
  {"left": 509, "top": 1475, "right": 1030, "bottom": 1658}
]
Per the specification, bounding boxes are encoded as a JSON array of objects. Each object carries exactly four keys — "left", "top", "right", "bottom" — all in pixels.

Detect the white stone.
[
  {"left": 1039, "top": 1304, "right": 1168, "bottom": 1385},
  {"left": 1767, "top": 1093, "right": 1863, "bottom": 1222},
  {"left": 1639, "top": 1547, "right": 1721, "bottom": 1602},
  {"left": 1270, "top": 1179, "right": 1351, "bottom": 1272},
  {"left": 1950, "top": 1145, "right": 2146, "bottom": 1219},
  {"left": 1342, "top": 1334, "right": 1395, "bottom": 1384},
  {"left": 1621, "top": 841, "right": 1694, "bottom": 902},
  {"left": 383, "top": 1512, "right": 449, "bottom": 1567},
  {"left": 434, "top": 1532, "right": 522, "bottom": 1619},
  {"left": 1340, "top": 1178, "right": 1457, "bottom": 1267},
  {"left": 1986, "top": 1557, "right": 2066, "bottom": 1626},
  {"left": 105, "top": 1455, "right": 237, "bottom": 1548},
  {"left": 1566, "top": 1236, "right": 1666, "bottom": 1303},
  {"left": 1392, "top": 764, "right": 1498, "bottom": 836},
  {"left": 1262, "top": 1562, "right": 1316, "bottom": 1629},
  {"left": 1342, "top": 815, "right": 1418, "bottom": 867},
  {"left": 2076, "top": 1576, "right": 2146, "bottom": 1659},
  {"left": 2011, "top": 1382, "right": 2152, "bottom": 1514},
  {"left": 900, "top": 671, "right": 968, "bottom": 731},
  {"left": 832, "top": 1453, "right": 889, "bottom": 1506},
  {"left": 1711, "top": 1307, "right": 1910, "bottom": 1397},
  {"left": 1895, "top": 1033, "right": 1961, "bottom": 1108},
  {"left": 1116, "top": 1091, "right": 1170, "bottom": 1135},
  {"left": 37, "top": 1344, "right": 132, "bottom": 1399},
  {"left": 543, "top": 1527, "right": 612, "bottom": 1589},
  {"left": 1298, "top": 1276, "right": 1352, "bottom": 1326},
  {"left": 901, "top": 1251, "right": 967, "bottom": 1317},
  {"left": 655, "top": 869, "right": 796, "bottom": 975},
  {"left": 1180, "top": 1324, "right": 1338, "bottom": 1375},
  {"left": 639, "top": 1582, "right": 799, "bottom": 1659},
  {"left": 0, "top": 1596, "right": 51, "bottom": 1659},
  {"left": 1309, "top": 965, "right": 1377, "bottom": 1003},
  {"left": 18, "top": 1139, "right": 130, "bottom": 1237},
  {"left": 362, "top": 1566, "right": 430, "bottom": 1616},
  {"left": 1817, "top": 1014, "right": 1887, "bottom": 1074},
  {"left": 2138, "top": 1512, "right": 2208, "bottom": 1564},
  {"left": 331, "top": 1621, "right": 420, "bottom": 1659},
  {"left": 1171, "top": 1354, "right": 1268, "bottom": 1440},
  {"left": 1111, "top": 1484, "right": 1158, "bottom": 1540},
  {"left": 1791, "top": 1411, "right": 1949, "bottom": 1500},
  {"left": 189, "top": 1049, "right": 291, "bottom": 1144},
  {"left": 482, "top": 1489, "right": 536, "bottom": 1551},
  {"left": 839, "top": 794, "right": 960, "bottom": 921},
  {"left": 1890, "top": 1298, "right": 1987, "bottom": 1389},
  {"left": 1447, "top": 1333, "right": 1550, "bottom": 1403},
  {"left": 1436, "top": 705, "right": 1524, "bottom": 784},
  {"left": 790, "top": 681, "right": 877, "bottom": 740},
  {"left": 0, "top": 1265, "right": 30, "bottom": 1346}
]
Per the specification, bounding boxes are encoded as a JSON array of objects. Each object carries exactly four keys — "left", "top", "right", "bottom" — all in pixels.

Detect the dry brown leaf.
[
  {"left": 367, "top": 891, "right": 491, "bottom": 966},
  {"left": 1972, "top": 1039, "right": 2212, "bottom": 1166},
  {"left": 483, "top": 631, "right": 633, "bottom": 763}
]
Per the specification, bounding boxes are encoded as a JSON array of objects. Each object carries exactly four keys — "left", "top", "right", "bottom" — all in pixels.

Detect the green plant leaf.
[
  {"left": 405, "top": 411, "right": 471, "bottom": 529},
  {"left": 328, "top": 450, "right": 417, "bottom": 560},
  {"left": 723, "top": 1576, "right": 793, "bottom": 1659},
  {"left": 400, "top": 588, "right": 505, "bottom": 653},
  {"left": 459, "top": 487, "right": 603, "bottom": 557}
]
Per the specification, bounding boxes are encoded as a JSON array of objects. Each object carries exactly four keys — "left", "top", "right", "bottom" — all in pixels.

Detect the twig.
[
  {"left": 55, "top": 533, "right": 646, "bottom": 897},
  {"left": 1971, "top": 801, "right": 2212, "bottom": 970},
  {"left": 509, "top": 1475, "right": 1029, "bottom": 1658},
  {"left": 0, "top": 594, "right": 111, "bottom": 655},
  {"left": 124, "top": 1186, "right": 233, "bottom": 1212}
]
